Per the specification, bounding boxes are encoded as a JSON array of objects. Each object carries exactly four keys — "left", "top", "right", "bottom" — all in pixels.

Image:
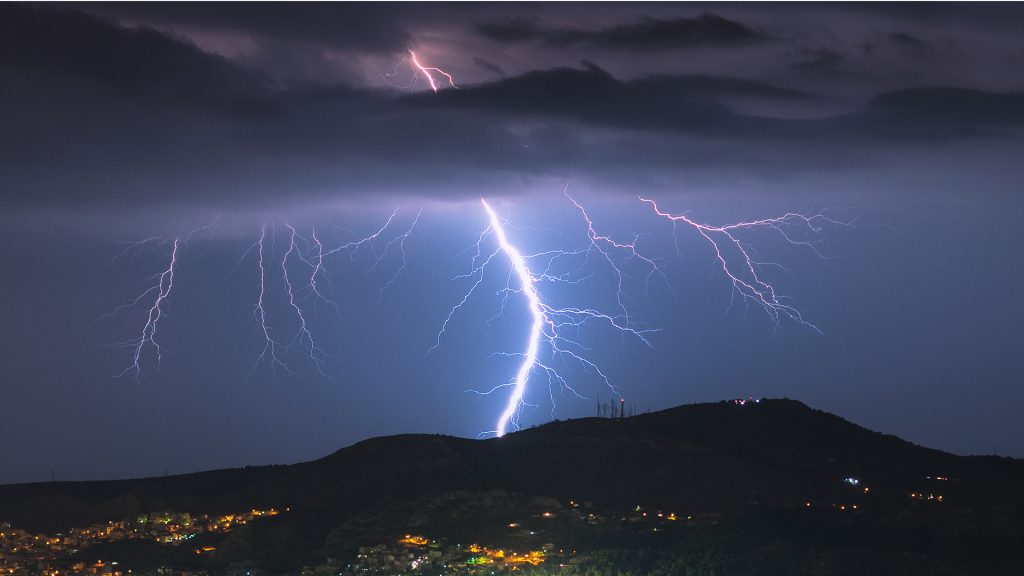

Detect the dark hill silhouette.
[{"left": 2, "top": 399, "right": 1023, "bottom": 572}]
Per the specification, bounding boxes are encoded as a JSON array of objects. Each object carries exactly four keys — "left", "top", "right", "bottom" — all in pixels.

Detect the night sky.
[{"left": 2, "top": 2, "right": 1023, "bottom": 484}]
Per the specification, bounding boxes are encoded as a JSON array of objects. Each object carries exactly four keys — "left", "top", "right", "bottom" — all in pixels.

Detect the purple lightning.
[
  {"left": 566, "top": 190, "right": 669, "bottom": 328},
  {"left": 640, "top": 197, "right": 847, "bottom": 332},
  {"left": 240, "top": 211, "right": 420, "bottom": 377},
  {"left": 407, "top": 49, "right": 457, "bottom": 92},
  {"left": 104, "top": 218, "right": 223, "bottom": 379},
  {"left": 103, "top": 188, "right": 839, "bottom": 436},
  {"left": 481, "top": 199, "right": 544, "bottom": 437},
  {"left": 433, "top": 193, "right": 845, "bottom": 437},
  {"left": 283, "top": 223, "right": 328, "bottom": 374},
  {"left": 249, "top": 223, "right": 295, "bottom": 377},
  {"left": 113, "top": 238, "right": 180, "bottom": 380},
  {"left": 433, "top": 198, "right": 657, "bottom": 437},
  {"left": 105, "top": 210, "right": 419, "bottom": 380}
]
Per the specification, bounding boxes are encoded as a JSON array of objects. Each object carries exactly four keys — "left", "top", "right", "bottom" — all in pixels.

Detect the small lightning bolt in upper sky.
[{"left": 407, "top": 49, "right": 457, "bottom": 92}]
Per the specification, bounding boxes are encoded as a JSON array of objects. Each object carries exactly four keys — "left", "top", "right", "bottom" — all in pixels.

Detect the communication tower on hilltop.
[{"left": 596, "top": 396, "right": 633, "bottom": 419}]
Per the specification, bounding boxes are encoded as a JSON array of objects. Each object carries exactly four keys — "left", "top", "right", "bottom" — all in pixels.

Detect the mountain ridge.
[
  {"left": 4, "top": 398, "right": 1024, "bottom": 574},
  {"left": 3, "top": 399, "right": 1020, "bottom": 532}
]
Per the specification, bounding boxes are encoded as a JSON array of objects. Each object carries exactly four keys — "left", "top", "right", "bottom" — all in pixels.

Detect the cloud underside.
[
  {"left": 476, "top": 14, "right": 768, "bottom": 50},
  {"left": 1, "top": 4, "right": 1023, "bottom": 211}
]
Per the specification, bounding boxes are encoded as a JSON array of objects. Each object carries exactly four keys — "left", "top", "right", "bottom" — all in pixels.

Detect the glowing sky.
[{"left": 1, "top": 2, "right": 1023, "bottom": 483}]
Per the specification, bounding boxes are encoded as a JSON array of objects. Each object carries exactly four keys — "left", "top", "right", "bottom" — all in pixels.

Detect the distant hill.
[{"left": 3, "top": 399, "right": 1024, "bottom": 573}]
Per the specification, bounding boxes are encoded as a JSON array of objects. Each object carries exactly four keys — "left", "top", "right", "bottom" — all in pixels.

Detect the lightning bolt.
[
  {"left": 113, "top": 238, "right": 180, "bottom": 380},
  {"left": 566, "top": 190, "right": 669, "bottom": 328},
  {"left": 434, "top": 198, "right": 658, "bottom": 437},
  {"left": 434, "top": 193, "right": 846, "bottom": 437},
  {"left": 103, "top": 215, "right": 231, "bottom": 379},
  {"left": 247, "top": 223, "right": 295, "bottom": 377},
  {"left": 283, "top": 223, "right": 328, "bottom": 375},
  {"left": 374, "top": 209, "right": 422, "bottom": 303},
  {"left": 481, "top": 199, "right": 545, "bottom": 437},
  {"left": 407, "top": 49, "right": 457, "bottom": 92},
  {"left": 102, "top": 189, "right": 840, "bottom": 435},
  {"left": 640, "top": 197, "right": 847, "bottom": 332},
  {"left": 244, "top": 211, "right": 419, "bottom": 377},
  {"left": 105, "top": 210, "right": 419, "bottom": 380}
]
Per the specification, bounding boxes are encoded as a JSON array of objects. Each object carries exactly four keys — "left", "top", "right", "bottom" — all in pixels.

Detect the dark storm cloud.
[
  {"left": 0, "top": 2, "right": 535, "bottom": 211},
  {"left": 474, "top": 17, "right": 541, "bottom": 43},
  {"left": 406, "top": 62, "right": 797, "bottom": 137},
  {"left": 77, "top": 1, "right": 411, "bottom": 54},
  {"left": 789, "top": 47, "right": 846, "bottom": 72},
  {"left": 477, "top": 13, "right": 768, "bottom": 51},
  {"left": 889, "top": 31, "right": 925, "bottom": 46},
  {"left": 862, "top": 88, "right": 1024, "bottom": 137},
  {"left": 473, "top": 56, "right": 506, "bottom": 79},
  {"left": 0, "top": 4, "right": 266, "bottom": 104},
  {"left": 3, "top": 3, "right": 1024, "bottom": 214},
  {"left": 5, "top": 3, "right": 1024, "bottom": 486},
  {"left": 413, "top": 64, "right": 1024, "bottom": 142}
]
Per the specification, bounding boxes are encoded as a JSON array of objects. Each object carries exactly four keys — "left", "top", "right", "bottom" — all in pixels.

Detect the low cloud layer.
[
  {"left": 476, "top": 13, "right": 768, "bottom": 51},
  {"left": 1, "top": 3, "right": 1023, "bottom": 216}
]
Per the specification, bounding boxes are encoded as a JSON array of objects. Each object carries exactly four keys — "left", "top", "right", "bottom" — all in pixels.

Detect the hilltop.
[{"left": 2, "top": 399, "right": 1023, "bottom": 574}]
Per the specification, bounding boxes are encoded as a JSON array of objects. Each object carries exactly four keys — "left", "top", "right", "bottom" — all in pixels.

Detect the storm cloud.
[
  {"left": 476, "top": 13, "right": 769, "bottom": 51},
  {"left": 3, "top": 3, "right": 1023, "bottom": 215},
  {"left": 3, "top": 2, "right": 1024, "bottom": 485}
]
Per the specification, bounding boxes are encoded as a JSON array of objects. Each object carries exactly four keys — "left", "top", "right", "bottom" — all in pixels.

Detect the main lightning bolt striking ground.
[
  {"left": 434, "top": 195, "right": 844, "bottom": 437},
  {"left": 434, "top": 198, "right": 658, "bottom": 437},
  {"left": 105, "top": 192, "right": 840, "bottom": 436}
]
